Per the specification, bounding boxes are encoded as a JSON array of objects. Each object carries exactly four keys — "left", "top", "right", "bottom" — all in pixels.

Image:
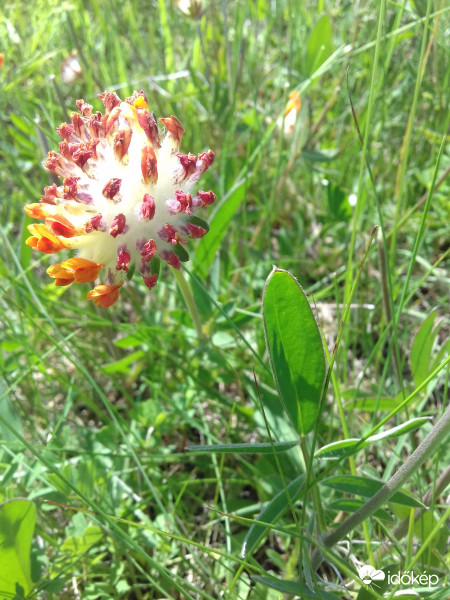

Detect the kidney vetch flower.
[
  {"left": 25, "top": 90, "right": 216, "bottom": 307},
  {"left": 279, "top": 90, "right": 301, "bottom": 135}
]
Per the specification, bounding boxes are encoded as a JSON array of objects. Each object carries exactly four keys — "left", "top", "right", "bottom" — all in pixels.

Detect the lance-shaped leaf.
[
  {"left": 410, "top": 309, "right": 447, "bottom": 387},
  {"left": 241, "top": 475, "right": 304, "bottom": 558},
  {"left": 315, "top": 417, "right": 432, "bottom": 459},
  {"left": 251, "top": 575, "right": 341, "bottom": 599},
  {"left": 0, "top": 498, "right": 36, "bottom": 597},
  {"left": 322, "top": 475, "right": 426, "bottom": 508},
  {"left": 263, "top": 267, "right": 325, "bottom": 435},
  {"left": 186, "top": 441, "right": 298, "bottom": 454}
]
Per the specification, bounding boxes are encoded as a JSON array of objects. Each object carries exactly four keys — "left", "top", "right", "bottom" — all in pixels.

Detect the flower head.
[{"left": 25, "top": 90, "right": 216, "bottom": 307}]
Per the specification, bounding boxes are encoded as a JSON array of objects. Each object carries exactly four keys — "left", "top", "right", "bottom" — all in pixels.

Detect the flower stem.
[
  {"left": 173, "top": 268, "right": 206, "bottom": 340},
  {"left": 310, "top": 401, "right": 450, "bottom": 571},
  {"left": 377, "top": 464, "right": 450, "bottom": 560},
  {"left": 300, "top": 435, "right": 326, "bottom": 533}
]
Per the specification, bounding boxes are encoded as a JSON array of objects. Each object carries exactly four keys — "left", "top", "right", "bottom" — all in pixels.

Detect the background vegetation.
[{"left": 0, "top": 0, "right": 448, "bottom": 598}]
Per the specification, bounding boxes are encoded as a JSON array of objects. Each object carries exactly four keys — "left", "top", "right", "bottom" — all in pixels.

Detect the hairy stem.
[
  {"left": 311, "top": 403, "right": 450, "bottom": 571},
  {"left": 300, "top": 435, "right": 326, "bottom": 533},
  {"left": 173, "top": 268, "right": 206, "bottom": 339},
  {"left": 377, "top": 463, "right": 450, "bottom": 560}
]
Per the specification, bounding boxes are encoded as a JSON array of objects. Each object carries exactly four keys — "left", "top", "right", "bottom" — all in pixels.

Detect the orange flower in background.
[
  {"left": 283, "top": 90, "right": 301, "bottom": 135},
  {"left": 24, "top": 90, "right": 216, "bottom": 307},
  {"left": 285, "top": 90, "right": 301, "bottom": 115}
]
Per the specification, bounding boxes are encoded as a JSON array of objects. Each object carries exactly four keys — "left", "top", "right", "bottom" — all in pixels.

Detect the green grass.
[{"left": 0, "top": 0, "right": 449, "bottom": 598}]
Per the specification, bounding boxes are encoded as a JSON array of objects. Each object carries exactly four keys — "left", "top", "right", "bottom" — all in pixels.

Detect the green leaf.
[
  {"left": 9, "top": 113, "right": 34, "bottom": 135},
  {"left": 102, "top": 350, "right": 145, "bottom": 374},
  {"left": 315, "top": 438, "right": 362, "bottom": 458},
  {"left": 39, "top": 578, "right": 67, "bottom": 594},
  {"left": 315, "top": 417, "right": 432, "bottom": 458},
  {"left": 114, "top": 334, "right": 144, "bottom": 348},
  {"left": 366, "top": 417, "right": 432, "bottom": 441},
  {"left": 0, "top": 499, "right": 36, "bottom": 597},
  {"left": 262, "top": 268, "right": 325, "bottom": 435},
  {"left": 173, "top": 243, "right": 190, "bottom": 262},
  {"left": 410, "top": 309, "right": 441, "bottom": 386},
  {"left": 0, "top": 384, "right": 24, "bottom": 445},
  {"left": 326, "top": 183, "right": 352, "bottom": 221},
  {"left": 241, "top": 475, "right": 304, "bottom": 557},
  {"left": 304, "top": 14, "right": 333, "bottom": 77},
  {"left": 322, "top": 475, "right": 426, "bottom": 508},
  {"left": 187, "top": 214, "right": 210, "bottom": 233},
  {"left": 186, "top": 441, "right": 299, "bottom": 454},
  {"left": 302, "top": 149, "right": 340, "bottom": 163},
  {"left": 251, "top": 575, "right": 341, "bottom": 599},
  {"left": 61, "top": 525, "right": 103, "bottom": 556},
  {"left": 149, "top": 255, "right": 160, "bottom": 276},
  {"left": 126, "top": 263, "right": 136, "bottom": 280},
  {"left": 194, "top": 177, "right": 247, "bottom": 276},
  {"left": 0, "top": 339, "right": 22, "bottom": 352},
  {"left": 426, "top": 588, "right": 450, "bottom": 600},
  {"left": 327, "top": 499, "right": 394, "bottom": 522},
  {"left": 344, "top": 394, "right": 403, "bottom": 411}
]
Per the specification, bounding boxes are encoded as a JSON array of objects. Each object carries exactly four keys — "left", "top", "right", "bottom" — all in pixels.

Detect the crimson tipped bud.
[
  {"left": 141, "top": 144, "right": 158, "bottom": 184},
  {"left": 140, "top": 194, "right": 156, "bottom": 220},
  {"left": 160, "top": 116, "right": 185, "bottom": 143},
  {"left": 109, "top": 213, "right": 127, "bottom": 237},
  {"left": 102, "top": 178, "right": 122, "bottom": 201}
]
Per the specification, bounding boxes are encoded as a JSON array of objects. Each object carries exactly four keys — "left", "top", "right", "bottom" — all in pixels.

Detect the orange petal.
[
  {"left": 86, "top": 283, "right": 123, "bottom": 308},
  {"left": 24, "top": 203, "right": 51, "bottom": 219},
  {"left": 62, "top": 257, "right": 103, "bottom": 283},
  {"left": 25, "top": 236, "right": 38, "bottom": 249},
  {"left": 47, "top": 258, "right": 103, "bottom": 286},
  {"left": 45, "top": 214, "right": 82, "bottom": 238},
  {"left": 26, "top": 224, "right": 68, "bottom": 254},
  {"left": 47, "top": 263, "right": 76, "bottom": 286},
  {"left": 285, "top": 90, "right": 301, "bottom": 116}
]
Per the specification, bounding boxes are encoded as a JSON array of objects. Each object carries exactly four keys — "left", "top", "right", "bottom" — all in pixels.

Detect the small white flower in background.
[
  {"left": 61, "top": 51, "right": 82, "bottom": 84},
  {"left": 348, "top": 193, "right": 357, "bottom": 207},
  {"left": 24, "top": 90, "right": 216, "bottom": 307},
  {"left": 174, "top": 0, "right": 205, "bottom": 19}
]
